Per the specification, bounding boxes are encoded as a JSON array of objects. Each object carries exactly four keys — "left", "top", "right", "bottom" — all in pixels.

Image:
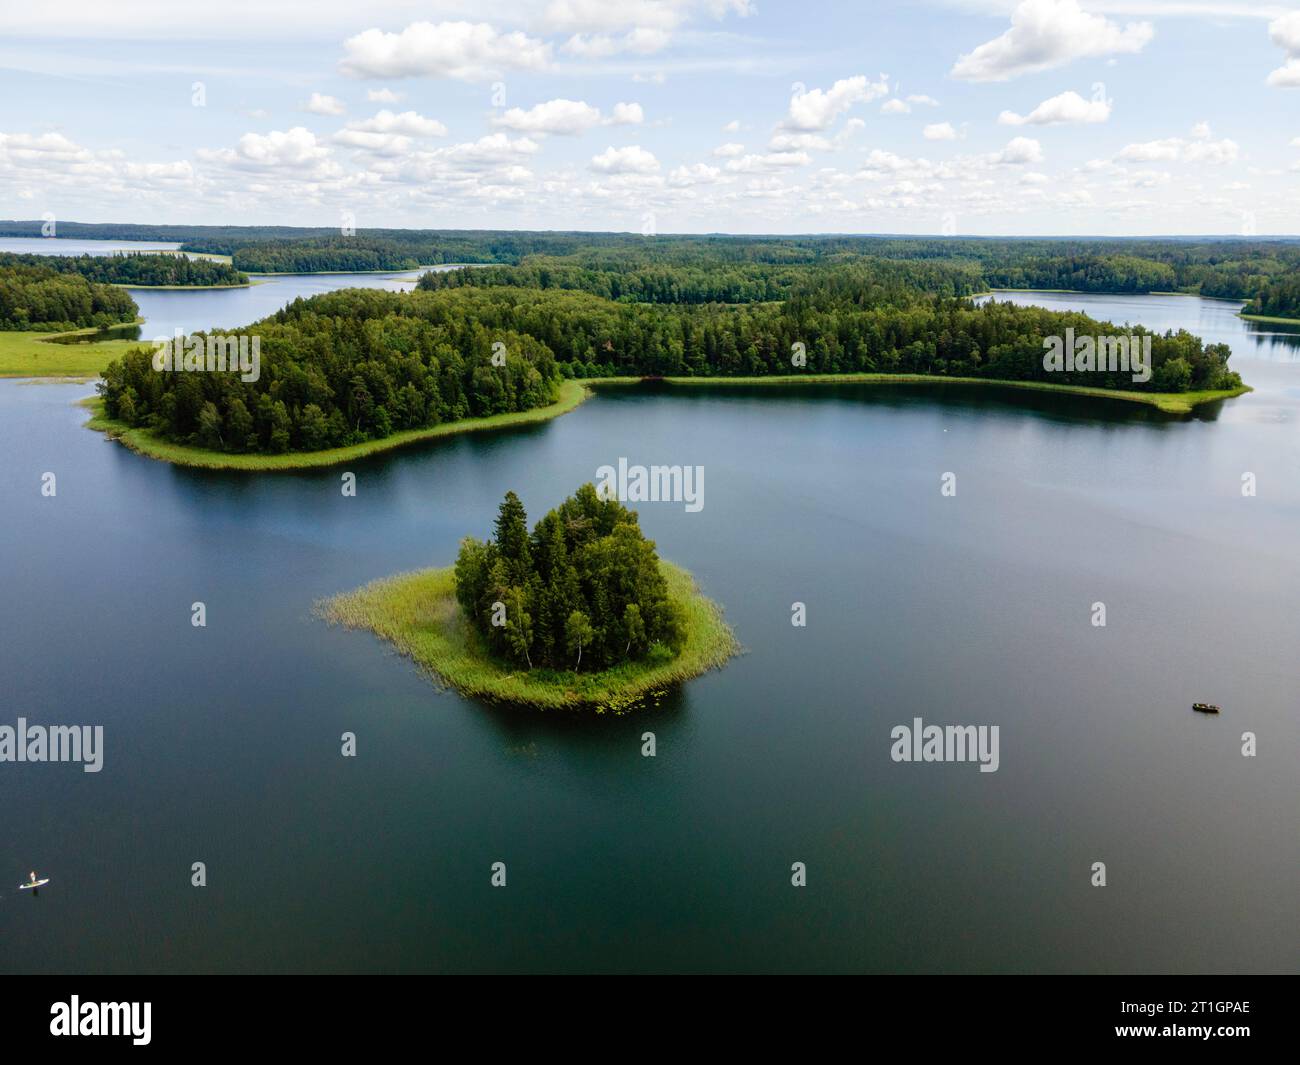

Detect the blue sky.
[{"left": 2, "top": 0, "right": 1298, "bottom": 234}]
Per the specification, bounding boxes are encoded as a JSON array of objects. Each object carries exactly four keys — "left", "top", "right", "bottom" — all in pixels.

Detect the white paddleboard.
[{"left": 19, "top": 879, "right": 50, "bottom": 890}]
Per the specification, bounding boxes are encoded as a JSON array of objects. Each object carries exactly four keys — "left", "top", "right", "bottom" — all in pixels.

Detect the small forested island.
[{"left": 320, "top": 485, "right": 738, "bottom": 710}]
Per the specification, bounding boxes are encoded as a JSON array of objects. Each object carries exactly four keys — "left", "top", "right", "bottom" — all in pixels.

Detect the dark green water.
[{"left": 1, "top": 292, "right": 1296, "bottom": 973}]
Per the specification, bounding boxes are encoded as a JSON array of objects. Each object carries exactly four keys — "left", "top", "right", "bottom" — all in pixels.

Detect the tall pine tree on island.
[{"left": 455, "top": 485, "right": 686, "bottom": 672}]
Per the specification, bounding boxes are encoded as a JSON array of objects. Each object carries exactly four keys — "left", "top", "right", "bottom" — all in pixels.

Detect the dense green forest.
[
  {"left": 0, "top": 251, "right": 247, "bottom": 287},
  {"left": 420, "top": 256, "right": 986, "bottom": 304},
  {"left": 97, "top": 301, "right": 559, "bottom": 452},
  {"left": 455, "top": 486, "right": 685, "bottom": 672},
  {"left": 1244, "top": 278, "right": 1300, "bottom": 319},
  {"left": 414, "top": 234, "right": 1300, "bottom": 302},
  {"left": 977, "top": 250, "right": 1285, "bottom": 299},
  {"left": 0, "top": 261, "right": 138, "bottom": 331},
  {"left": 222, "top": 236, "right": 498, "bottom": 273},
  {"left": 406, "top": 277, "right": 1234, "bottom": 389},
  {"left": 220, "top": 235, "right": 1300, "bottom": 300},
  {"left": 96, "top": 258, "right": 1242, "bottom": 455}
]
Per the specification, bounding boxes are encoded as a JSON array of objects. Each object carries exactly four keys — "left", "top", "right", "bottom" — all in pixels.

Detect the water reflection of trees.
[{"left": 1241, "top": 321, "right": 1300, "bottom": 359}]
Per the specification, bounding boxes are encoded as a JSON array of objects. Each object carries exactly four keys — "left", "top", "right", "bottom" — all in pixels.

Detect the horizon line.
[{"left": 3, "top": 221, "right": 1299, "bottom": 242}]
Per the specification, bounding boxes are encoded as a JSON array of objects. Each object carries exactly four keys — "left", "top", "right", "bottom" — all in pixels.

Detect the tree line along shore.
[
  {"left": 4, "top": 220, "right": 1300, "bottom": 310},
  {"left": 0, "top": 228, "right": 1276, "bottom": 459},
  {"left": 89, "top": 256, "right": 1245, "bottom": 464}
]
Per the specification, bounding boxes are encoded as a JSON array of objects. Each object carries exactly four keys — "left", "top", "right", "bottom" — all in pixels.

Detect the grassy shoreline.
[
  {"left": 317, "top": 561, "right": 739, "bottom": 712},
  {"left": 0, "top": 320, "right": 146, "bottom": 379},
  {"left": 585, "top": 374, "right": 1249, "bottom": 415},
  {"left": 1238, "top": 312, "right": 1300, "bottom": 325},
  {"left": 80, "top": 370, "right": 1249, "bottom": 471},
  {"left": 82, "top": 378, "right": 593, "bottom": 470}
]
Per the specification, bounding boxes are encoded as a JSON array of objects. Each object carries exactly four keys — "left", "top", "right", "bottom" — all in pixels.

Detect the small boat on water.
[{"left": 1192, "top": 703, "right": 1221, "bottom": 714}]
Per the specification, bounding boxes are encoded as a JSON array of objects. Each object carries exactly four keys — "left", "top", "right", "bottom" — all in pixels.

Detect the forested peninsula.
[{"left": 93, "top": 260, "right": 1243, "bottom": 462}]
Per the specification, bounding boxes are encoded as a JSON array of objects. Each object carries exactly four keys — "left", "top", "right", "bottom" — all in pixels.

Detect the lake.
[
  {"left": 0, "top": 237, "right": 183, "bottom": 256},
  {"left": 0, "top": 274, "right": 1296, "bottom": 973},
  {"left": 128, "top": 270, "right": 428, "bottom": 341},
  {"left": 0, "top": 235, "right": 433, "bottom": 341}
]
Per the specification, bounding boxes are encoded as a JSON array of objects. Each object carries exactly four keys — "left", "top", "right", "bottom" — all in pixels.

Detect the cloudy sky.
[{"left": 3, "top": 0, "right": 1299, "bottom": 235}]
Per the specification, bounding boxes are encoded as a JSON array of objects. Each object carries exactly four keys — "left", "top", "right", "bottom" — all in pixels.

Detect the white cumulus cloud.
[
  {"left": 496, "top": 99, "right": 603, "bottom": 134},
  {"left": 304, "top": 92, "right": 346, "bottom": 116},
  {"left": 340, "top": 21, "right": 552, "bottom": 81},
  {"left": 999, "top": 90, "right": 1111, "bottom": 125},
  {"left": 668, "top": 163, "right": 722, "bottom": 187},
  {"left": 610, "top": 102, "right": 644, "bottom": 125},
  {"left": 347, "top": 110, "right": 447, "bottom": 136},
  {"left": 1267, "top": 12, "right": 1300, "bottom": 87},
  {"left": 198, "top": 127, "right": 332, "bottom": 171},
  {"left": 993, "top": 136, "right": 1043, "bottom": 164},
  {"left": 952, "top": 0, "right": 1153, "bottom": 82},
  {"left": 493, "top": 99, "right": 644, "bottom": 134},
  {"left": 784, "top": 75, "right": 889, "bottom": 131},
  {"left": 590, "top": 144, "right": 659, "bottom": 173},
  {"left": 1117, "top": 127, "right": 1239, "bottom": 165}
]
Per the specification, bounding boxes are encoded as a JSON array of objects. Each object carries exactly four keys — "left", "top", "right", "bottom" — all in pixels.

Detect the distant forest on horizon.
[{"left": 4, "top": 219, "right": 1299, "bottom": 313}]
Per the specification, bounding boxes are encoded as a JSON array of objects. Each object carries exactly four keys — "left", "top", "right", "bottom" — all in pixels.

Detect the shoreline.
[
  {"left": 81, "top": 378, "right": 593, "bottom": 471},
  {"left": 0, "top": 319, "right": 146, "bottom": 378},
  {"left": 977, "top": 287, "right": 1248, "bottom": 304},
  {"left": 585, "top": 374, "right": 1250, "bottom": 415},
  {"left": 79, "top": 371, "right": 1250, "bottom": 471},
  {"left": 1238, "top": 311, "right": 1300, "bottom": 325},
  {"left": 238, "top": 263, "right": 490, "bottom": 277},
  {"left": 317, "top": 560, "right": 739, "bottom": 712},
  {"left": 114, "top": 280, "right": 258, "bottom": 290}
]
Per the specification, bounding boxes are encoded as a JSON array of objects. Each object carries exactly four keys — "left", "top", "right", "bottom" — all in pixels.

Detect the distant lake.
[
  {"left": 976, "top": 288, "right": 1300, "bottom": 361},
  {"left": 127, "top": 270, "right": 437, "bottom": 339},
  {"left": 0, "top": 236, "right": 182, "bottom": 256},
  {"left": 0, "top": 236, "right": 447, "bottom": 339},
  {"left": 1, "top": 286, "right": 1296, "bottom": 974}
]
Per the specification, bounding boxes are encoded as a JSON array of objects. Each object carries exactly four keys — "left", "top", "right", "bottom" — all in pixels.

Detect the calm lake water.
[
  {"left": 1, "top": 279, "right": 1297, "bottom": 973},
  {"left": 0, "top": 237, "right": 183, "bottom": 255},
  {"left": 128, "top": 271, "right": 429, "bottom": 340},
  {"left": 0, "top": 235, "right": 432, "bottom": 340}
]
